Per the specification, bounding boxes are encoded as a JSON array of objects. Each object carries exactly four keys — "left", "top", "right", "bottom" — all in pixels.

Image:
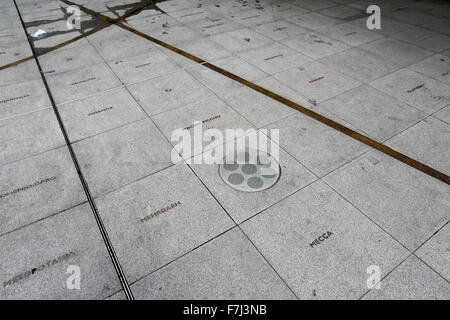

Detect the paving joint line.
[{"left": 12, "top": 0, "right": 136, "bottom": 301}]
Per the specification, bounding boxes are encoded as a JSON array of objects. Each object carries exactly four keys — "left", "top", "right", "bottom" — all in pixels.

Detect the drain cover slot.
[{"left": 219, "top": 149, "right": 281, "bottom": 192}]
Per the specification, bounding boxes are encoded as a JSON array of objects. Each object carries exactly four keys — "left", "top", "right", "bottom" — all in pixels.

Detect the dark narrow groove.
[{"left": 12, "top": 0, "right": 134, "bottom": 300}]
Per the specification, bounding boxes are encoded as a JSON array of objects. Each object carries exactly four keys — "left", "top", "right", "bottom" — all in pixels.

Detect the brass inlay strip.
[{"left": 60, "top": 0, "right": 450, "bottom": 185}]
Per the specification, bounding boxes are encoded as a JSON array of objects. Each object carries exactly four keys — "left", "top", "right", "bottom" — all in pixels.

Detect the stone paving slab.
[
  {"left": 58, "top": 87, "right": 147, "bottom": 142},
  {"left": 72, "top": 118, "right": 173, "bottom": 196},
  {"left": 127, "top": 68, "right": 214, "bottom": 116},
  {"left": 415, "top": 224, "right": 449, "bottom": 281},
  {"left": 237, "top": 42, "right": 312, "bottom": 75},
  {"left": 0, "top": 60, "right": 41, "bottom": 87},
  {"left": 131, "top": 228, "right": 296, "bottom": 299},
  {"left": 1, "top": 0, "right": 449, "bottom": 300},
  {"left": 385, "top": 117, "right": 450, "bottom": 175},
  {"left": 369, "top": 68, "right": 450, "bottom": 114},
  {"left": 46, "top": 62, "right": 122, "bottom": 104},
  {"left": 0, "top": 203, "right": 122, "bottom": 299},
  {"left": 363, "top": 255, "right": 450, "bottom": 300},
  {"left": 210, "top": 28, "right": 273, "bottom": 53},
  {"left": 320, "top": 85, "right": 425, "bottom": 141},
  {"left": 318, "top": 47, "right": 401, "bottom": 83},
  {"left": 107, "top": 48, "right": 181, "bottom": 84},
  {"left": 96, "top": 163, "right": 234, "bottom": 283},
  {"left": 273, "top": 61, "right": 362, "bottom": 104},
  {"left": 324, "top": 150, "right": 450, "bottom": 251},
  {"left": 0, "top": 109, "right": 66, "bottom": 166},
  {"left": 391, "top": 27, "right": 450, "bottom": 52},
  {"left": 281, "top": 31, "right": 350, "bottom": 59},
  {"left": 153, "top": 94, "right": 255, "bottom": 157},
  {"left": 190, "top": 131, "right": 317, "bottom": 223},
  {"left": 362, "top": 38, "right": 433, "bottom": 67},
  {"left": 241, "top": 180, "right": 409, "bottom": 299},
  {"left": 0, "top": 78, "right": 51, "bottom": 120},
  {"left": 409, "top": 54, "right": 450, "bottom": 86},
  {"left": 0, "top": 147, "right": 86, "bottom": 236},
  {"left": 266, "top": 112, "right": 368, "bottom": 177}
]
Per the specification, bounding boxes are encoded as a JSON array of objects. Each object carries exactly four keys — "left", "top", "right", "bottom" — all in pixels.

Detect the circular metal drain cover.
[{"left": 219, "top": 149, "right": 281, "bottom": 192}]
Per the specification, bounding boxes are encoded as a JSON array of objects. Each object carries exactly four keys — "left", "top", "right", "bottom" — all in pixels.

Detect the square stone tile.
[
  {"left": 281, "top": 31, "right": 349, "bottom": 59},
  {"left": 96, "top": 163, "right": 234, "bottom": 283},
  {"left": 127, "top": 13, "right": 182, "bottom": 32},
  {"left": 107, "top": 49, "right": 181, "bottom": 85},
  {"left": 190, "top": 133, "right": 317, "bottom": 223},
  {"left": 210, "top": 28, "right": 273, "bottom": 53},
  {"left": 0, "top": 147, "right": 86, "bottom": 236},
  {"left": 287, "top": 12, "right": 341, "bottom": 31},
  {"left": 131, "top": 228, "right": 296, "bottom": 299},
  {"left": 0, "top": 78, "right": 51, "bottom": 120},
  {"left": 88, "top": 33, "right": 156, "bottom": 61},
  {"left": 187, "top": 64, "right": 245, "bottom": 97},
  {"left": 348, "top": 16, "right": 413, "bottom": 36},
  {"left": 171, "top": 37, "right": 232, "bottom": 63},
  {"left": 0, "top": 203, "right": 122, "bottom": 299},
  {"left": 228, "top": 9, "right": 275, "bottom": 27},
  {"left": 127, "top": 69, "right": 214, "bottom": 116},
  {"left": 385, "top": 8, "right": 439, "bottom": 26},
  {"left": 391, "top": 27, "right": 450, "bottom": 52},
  {"left": 0, "top": 59, "right": 41, "bottom": 87},
  {"left": 321, "top": 21, "right": 384, "bottom": 46},
  {"left": 385, "top": 117, "right": 450, "bottom": 175},
  {"left": 257, "top": 2, "right": 310, "bottom": 20},
  {"left": 274, "top": 61, "right": 362, "bottom": 103},
  {"left": 209, "top": 55, "right": 268, "bottom": 82},
  {"left": 241, "top": 180, "right": 409, "bottom": 299},
  {"left": 0, "top": 109, "right": 65, "bottom": 166},
  {"left": 72, "top": 119, "right": 173, "bottom": 196},
  {"left": 38, "top": 43, "right": 104, "bottom": 75},
  {"left": 415, "top": 224, "right": 449, "bottom": 281},
  {"left": 320, "top": 85, "right": 425, "bottom": 141},
  {"left": 266, "top": 112, "right": 368, "bottom": 177},
  {"left": 324, "top": 150, "right": 450, "bottom": 250},
  {"left": 291, "top": 0, "right": 336, "bottom": 11},
  {"left": 361, "top": 38, "right": 433, "bottom": 67},
  {"left": 319, "top": 47, "right": 401, "bottom": 83},
  {"left": 370, "top": 68, "right": 450, "bottom": 114},
  {"left": 237, "top": 42, "right": 312, "bottom": 75},
  {"left": 46, "top": 63, "right": 122, "bottom": 104},
  {"left": 363, "top": 256, "right": 450, "bottom": 299},
  {"left": 153, "top": 94, "right": 255, "bottom": 157},
  {"left": 168, "top": 7, "right": 214, "bottom": 24},
  {"left": 251, "top": 20, "right": 307, "bottom": 41},
  {"left": 409, "top": 54, "right": 450, "bottom": 86},
  {"left": 0, "top": 41, "right": 31, "bottom": 66},
  {"left": 318, "top": 5, "right": 366, "bottom": 21},
  {"left": 0, "top": 27, "right": 27, "bottom": 47},
  {"left": 423, "top": 18, "right": 450, "bottom": 36},
  {"left": 151, "top": 25, "right": 201, "bottom": 45},
  {"left": 156, "top": 0, "right": 199, "bottom": 13},
  {"left": 58, "top": 87, "right": 147, "bottom": 143},
  {"left": 218, "top": 83, "right": 297, "bottom": 128}
]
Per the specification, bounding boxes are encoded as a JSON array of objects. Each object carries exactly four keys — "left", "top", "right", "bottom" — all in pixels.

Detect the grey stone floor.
[{"left": 0, "top": 0, "right": 449, "bottom": 300}]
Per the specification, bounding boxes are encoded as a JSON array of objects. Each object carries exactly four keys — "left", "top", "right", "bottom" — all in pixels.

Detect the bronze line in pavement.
[
  {"left": 0, "top": 0, "right": 154, "bottom": 71},
  {"left": 61, "top": 0, "right": 450, "bottom": 185}
]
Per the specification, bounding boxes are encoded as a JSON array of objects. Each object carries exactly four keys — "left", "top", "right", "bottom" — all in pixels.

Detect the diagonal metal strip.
[{"left": 61, "top": 0, "right": 450, "bottom": 186}]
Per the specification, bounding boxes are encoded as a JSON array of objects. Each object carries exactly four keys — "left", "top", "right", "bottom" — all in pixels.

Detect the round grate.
[{"left": 219, "top": 149, "right": 281, "bottom": 192}]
